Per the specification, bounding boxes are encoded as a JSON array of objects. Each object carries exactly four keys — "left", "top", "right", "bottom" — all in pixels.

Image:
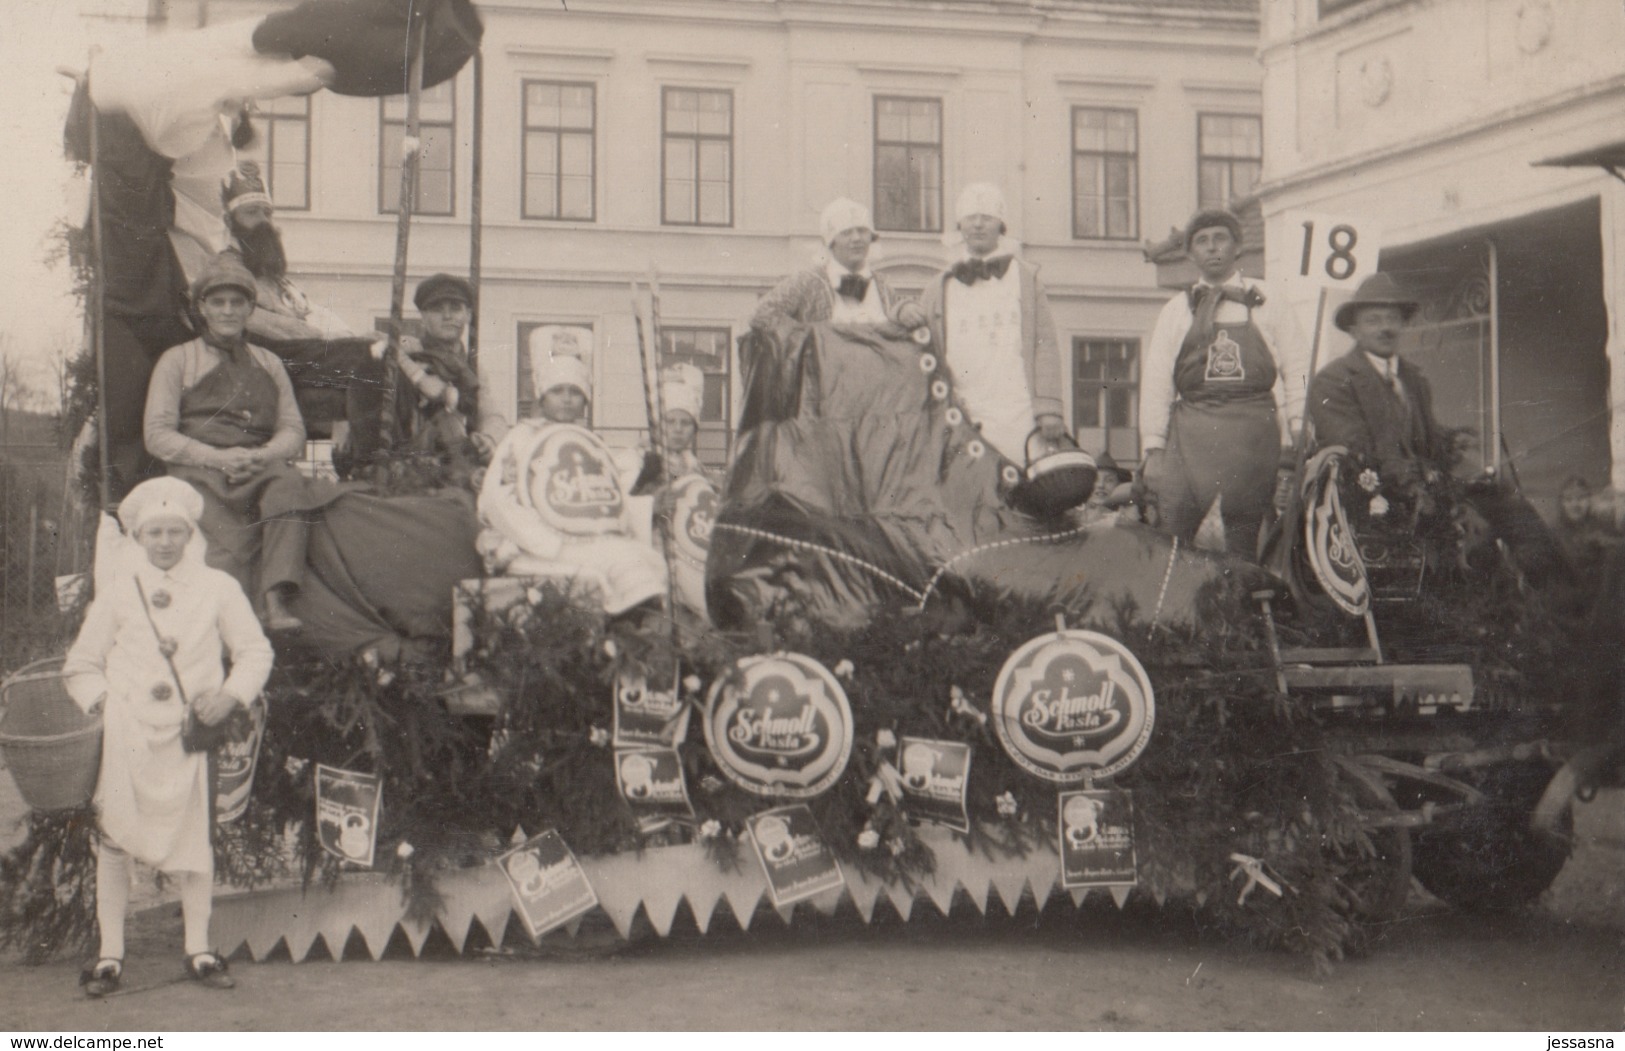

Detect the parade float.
[{"left": 0, "top": 0, "right": 1611, "bottom": 974}]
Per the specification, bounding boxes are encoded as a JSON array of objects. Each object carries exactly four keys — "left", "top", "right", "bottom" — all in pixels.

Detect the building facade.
[
  {"left": 143, "top": 0, "right": 1264, "bottom": 467},
  {"left": 1256, "top": 0, "right": 1625, "bottom": 514}
]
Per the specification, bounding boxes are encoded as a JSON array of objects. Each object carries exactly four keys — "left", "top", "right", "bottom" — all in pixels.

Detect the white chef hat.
[
  {"left": 659, "top": 362, "right": 705, "bottom": 423},
  {"left": 954, "top": 182, "right": 1007, "bottom": 225},
  {"left": 819, "top": 197, "right": 876, "bottom": 247},
  {"left": 528, "top": 326, "right": 594, "bottom": 401},
  {"left": 119, "top": 476, "right": 204, "bottom": 534}
]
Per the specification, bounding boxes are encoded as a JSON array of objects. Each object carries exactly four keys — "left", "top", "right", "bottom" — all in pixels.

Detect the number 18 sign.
[{"left": 1291, "top": 212, "right": 1387, "bottom": 290}]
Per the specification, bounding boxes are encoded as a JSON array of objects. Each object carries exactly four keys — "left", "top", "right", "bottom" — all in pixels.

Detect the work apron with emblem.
[
  {"left": 167, "top": 340, "right": 297, "bottom": 591},
  {"left": 1162, "top": 305, "right": 1281, "bottom": 528}
]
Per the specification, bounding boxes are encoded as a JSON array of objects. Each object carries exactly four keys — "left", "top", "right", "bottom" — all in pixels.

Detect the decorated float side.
[{"left": 0, "top": 0, "right": 1616, "bottom": 973}]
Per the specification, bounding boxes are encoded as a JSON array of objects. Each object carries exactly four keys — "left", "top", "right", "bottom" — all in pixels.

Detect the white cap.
[
  {"left": 533, "top": 353, "right": 592, "bottom": 401},
  {"left": 119, "top": 477, "right": 204, "bottom": 534},
  {"left": 954, "top": 183, "right": 1007, "bottom": 225},
  {"left": 528, "top": 326, "right": 594, "bottom": 400},
  {"left": 819, "top": 197, "right": 875, "bottom": 247},
  {"left": 659, "top": 362, "right": 705, "bottom": 423}
]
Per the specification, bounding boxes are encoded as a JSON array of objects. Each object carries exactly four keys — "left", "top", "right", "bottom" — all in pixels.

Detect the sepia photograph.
[{"left": 0, "top": 0, "right": 1620, "bottom": 1035}]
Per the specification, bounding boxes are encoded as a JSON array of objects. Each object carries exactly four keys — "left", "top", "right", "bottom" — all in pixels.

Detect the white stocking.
[
  {"left": 176, "top": 868, "right": 214, "bottom": 957},
  {"left": 95, "top": 842, "right": 133, "bottom": 962}
]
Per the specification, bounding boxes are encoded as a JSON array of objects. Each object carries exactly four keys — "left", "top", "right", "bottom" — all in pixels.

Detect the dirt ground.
[{"left": 0, "top": 774, "right": 1618, "bottom": 1032}]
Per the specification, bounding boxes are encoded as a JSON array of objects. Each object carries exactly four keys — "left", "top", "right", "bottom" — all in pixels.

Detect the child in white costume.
[
  {"left": 477, "top": 349, "right": 667, "bottom": 615},
  {"left": 63, "top": 477, "right": 273, "bottom": 996}
]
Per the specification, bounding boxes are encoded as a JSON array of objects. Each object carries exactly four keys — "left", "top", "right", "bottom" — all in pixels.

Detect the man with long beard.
[{"left": 222, "top": 161, "right": 379, "bottom": 458}]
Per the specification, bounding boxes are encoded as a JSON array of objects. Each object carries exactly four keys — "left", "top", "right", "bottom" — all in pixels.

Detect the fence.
[{"left": 1, "top": 437, "right": 77, "bottom": 605}]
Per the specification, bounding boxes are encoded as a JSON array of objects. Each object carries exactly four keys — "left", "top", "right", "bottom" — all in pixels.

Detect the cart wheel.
[
  {"left": 1410, "top": 761, "right": 1571, "bottom": 911},
  {"left": 1336, "top": 763, "right": 1414, "bottom": 926}
]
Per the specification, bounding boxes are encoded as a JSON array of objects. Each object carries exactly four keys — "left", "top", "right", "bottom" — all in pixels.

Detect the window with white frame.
[
  {"left": 1071, "top": 107, "right": 1138, "bottom": 240},
  {"left": 873, "top": 96, "right": 943, "bottom": 233},
  {"left": 1072, "top": 337, "right": 1140, "bottom": 461},
  {"left": 380, "top": 80, "right": 455, "bottom": 216},
  {"left": 523, "top": 81, "right": 595, "bottom": 221},
  {"left": 258, "top": 95, "right": 310, "bottom": 211},
  {"left": 661, "top": 88, "right": 733, "bottom": 227},
  {"left": 1197, "top": 113, "right": 1262, "bottom": 210}
]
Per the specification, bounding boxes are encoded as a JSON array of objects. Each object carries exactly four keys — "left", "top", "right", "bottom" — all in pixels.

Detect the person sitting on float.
[
  {"left": 64, "top": 476, "right": 272, "bottom": 997},
  {"left": 636, "top": 362, "right": 720, "bottom": 617},
  {"left": 477, "top": 351, "right": 667, "bottom": 616},
  {"left": 644, "top": 362, "right": 719, "bottom": 487},
  {"left": 142, "top": 252, "right": 315, "bottom": 632}
]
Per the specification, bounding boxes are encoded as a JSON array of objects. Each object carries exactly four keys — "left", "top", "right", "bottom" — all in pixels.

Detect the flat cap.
[{"left": 413, "top": 273, "right": 474, "bottom": 310}]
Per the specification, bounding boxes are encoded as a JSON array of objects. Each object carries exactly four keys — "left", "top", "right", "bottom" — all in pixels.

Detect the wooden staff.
[
  {"left": 630, "top": 271, "right": 679, "bottom": 635},
  {"left": 647, "top": 264, "right": 669, "bottom": 453},
  {"left": 629, "top": 281, "right": 659, "bottom": 441},
  {"left": 467, "top": 47, "right": 484, "bottom": 375},
  {"left": 379, "top": 0, "right": 434, "bottom": 464},
  {"left": 86, "top": 68, "right": 111, "bottom": 512}
]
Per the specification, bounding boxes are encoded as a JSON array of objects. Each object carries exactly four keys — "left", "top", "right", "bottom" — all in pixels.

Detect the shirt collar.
[
  {"left": 825, "top": 259, "right": 871, "bottom": 284},
  {"left": 1196, "top": 271, "right": 1247, "bottom": 291},
  {"left": 1363, "top": 350, "right": 1400, "bottom": 377}
]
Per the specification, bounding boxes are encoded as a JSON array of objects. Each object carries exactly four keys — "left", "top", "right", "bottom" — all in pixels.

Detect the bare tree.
[{"left": 0, "top": 348, "right": 24, "bottom": 447}]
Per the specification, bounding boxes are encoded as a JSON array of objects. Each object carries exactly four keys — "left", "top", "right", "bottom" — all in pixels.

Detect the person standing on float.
[
  {"left": 63, "top": 477, "right": 272, "bottom": 997},
  {"left": 750, "top": 197, "right": 926, "bottom": 330},
  {"left": 1139, "top": 209, "right": 1305, "bottom": 559},
  {"left": 916, "top": 183, "right": 1065, "bottom": 463}
]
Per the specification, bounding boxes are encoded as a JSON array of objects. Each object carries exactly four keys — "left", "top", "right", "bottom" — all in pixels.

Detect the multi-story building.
[
  {"left": 142, "top": 0, "right": 1264, "bottom": 467},
  {"left": 1256, "top": 0, "right": 1625, "bottom": 512}
]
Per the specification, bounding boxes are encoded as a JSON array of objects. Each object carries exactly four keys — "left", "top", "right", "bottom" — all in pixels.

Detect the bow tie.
[
  {"left": 1186, "top": 283, "right": 1264, "bottom": 311},
  {"left": 951, "top": 255, "right": 1013, "bottom": 286},
  {"left": 836, "top": 273, "right": 870, "bottom": 301}
]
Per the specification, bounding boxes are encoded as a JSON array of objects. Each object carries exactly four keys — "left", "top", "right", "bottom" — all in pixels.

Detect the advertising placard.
[
  {"left": 612, "top": 670, "right": 690, "bottom": 749},
  {"left": 497, "top": 829, "right": 600, "bottom": 938},
  {"left": 315, "top": 764, "right": 381, "bottom": 867},
  {"left": 896, "top": 737, "right": 972, "bottom": 833},
  {"left": 214, "top": 696, "right": 266, "bottom": 825},
  {"left": 746, "top": 804, "right": 845, "bottom": 908},
  {"left": 1058, "top": 788, "right": 1137, "bottom": 890},
  {"left": 613, "top": 746, "right": 695, "bottom": 830}
]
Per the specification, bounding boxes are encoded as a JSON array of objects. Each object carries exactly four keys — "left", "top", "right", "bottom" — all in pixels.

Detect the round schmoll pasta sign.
[
  {"left": 520, "top": 423, "right": 624, "bottom": 536},
  {"left": 704, "top": 653, "right": 853, "bottom": 798},
  {"left": 669, "top": 473, "right": 718, "bottom": 570},
  {"left": 990, "top": 630, "right": 1155, "bottom": 782}
]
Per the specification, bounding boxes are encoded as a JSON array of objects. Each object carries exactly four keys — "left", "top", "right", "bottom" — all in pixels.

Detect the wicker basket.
[{"left": 0, "top": 657, "right": 102, "bottom": 812}]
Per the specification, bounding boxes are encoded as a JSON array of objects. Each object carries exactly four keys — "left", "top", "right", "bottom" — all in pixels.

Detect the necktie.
[
  {"left": 836, "top": 273, "right": 870, "bottom": 301},
  {"left": 951, "top": 255, "right": 1014, "bottom": 285}
]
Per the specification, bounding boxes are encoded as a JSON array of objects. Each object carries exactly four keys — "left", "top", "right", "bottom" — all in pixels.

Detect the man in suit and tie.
[{"left": 1309, "top": 273, "right": 1444, "bottom": 490}]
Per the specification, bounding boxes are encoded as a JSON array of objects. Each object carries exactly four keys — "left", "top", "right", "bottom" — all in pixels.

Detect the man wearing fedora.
[{"left": 1308, "top": 272, "right": 1444, "bottom": 489}]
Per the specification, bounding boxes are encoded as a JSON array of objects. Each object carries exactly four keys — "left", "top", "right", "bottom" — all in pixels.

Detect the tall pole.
[
  {"left": 379, "top": 1, "right": 432, "bottom": 463},
  {"left": 87, "top": 71, "right": 112, "bottom": 511},
  {"left": 468, "top": 48, "right": 484, "bottom": 375},
  {"left": 1486, "top": 238, "right": 1501, "bottom": 474}
]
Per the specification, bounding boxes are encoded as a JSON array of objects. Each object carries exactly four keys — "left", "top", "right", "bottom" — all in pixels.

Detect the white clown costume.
[
  {"left": 477, "top": 349, "right": 667, "bottom": 615},
  {"left": 655, "top": 363, "right": 719, "bottom": 616},
  {"left": 64, "top": 477, "right": 272, "bottom": 982},
  {"left": 64, "top": 478, "right": 273, "bottom": 874}
]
